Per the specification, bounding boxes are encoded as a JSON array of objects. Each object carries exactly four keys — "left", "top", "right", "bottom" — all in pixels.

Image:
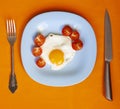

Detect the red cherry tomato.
[
  {"left": 70, "top": 30, "right": 80, "bottom": 41},
  {"left": 32, "top": 47, "right": 42, "bottom": 57},
  {"left": 34, "top": 34, "right": 45, "bottom": 46},
  {"left": 36, "top": 57, "right": 46, "bottom": 68},
  {"left": 72, "top": 40, "right": 83, "bottom": 50},
  {"left": 62, "top": 25, "right": 72, "bottom": 36}
]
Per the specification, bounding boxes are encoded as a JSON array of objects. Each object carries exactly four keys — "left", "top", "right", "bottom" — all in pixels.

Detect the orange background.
[{"left": 0, "top": 0, "right": 120, "bottom": 109}]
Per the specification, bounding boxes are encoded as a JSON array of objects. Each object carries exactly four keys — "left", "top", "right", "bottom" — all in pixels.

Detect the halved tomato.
[
  {"left": 62, "top": 25, "right": 72, "bottom": 36},
  {"left": 36, "top": 57, "right": 46, "bottom": 68},
  {"left": 32, "top": 47, "right": 42, "bottom": 57},
  {"left": 70, "top": 30, "right": 80, "bottom": 41},
  {"left": 34, "top": 34, "right": 45, "bottom": 46},
  {"left": 72, "top": 39, "right": 83, "bottom": 51}
]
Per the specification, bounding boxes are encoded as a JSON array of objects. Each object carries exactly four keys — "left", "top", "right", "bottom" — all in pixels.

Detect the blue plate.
[{"left": 21, "top": 11, "right": 97, "bottom": 87}]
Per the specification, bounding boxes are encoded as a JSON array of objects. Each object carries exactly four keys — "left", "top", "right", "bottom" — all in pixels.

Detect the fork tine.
[
  {"left": 13, "top": 20, "right": 16, "bottom": 34},
  {"left": 7, "top": 19, "right": 12, "bottom": 36},
  {"left": 10, "top": 20, "right": 13, "bottom": 35},
  {"left": 6, "top": 20, "right": 9, "bottom": 35},
  {"left": 6, "top": 19, "right": 16, "bottom": 36}
]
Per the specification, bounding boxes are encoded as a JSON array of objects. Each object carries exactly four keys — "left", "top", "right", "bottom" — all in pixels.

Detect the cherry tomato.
[
  {"left": 34, "top": 34, "right": 45, "bottom": 46},
  {"left": 72, "top": 40, "right": 83, "bottom": 50},
  {"left": 32, "top": 47, "right": 42, "bottom": 57},
  {"left": 70, "top": 30, "right": 80, "bottom": 41},
  {"left": 62, "top": 25, "right": 72, "bottom": 36},
  {"left": 36, "top": 57, "right": 46, "bottom": 68}
]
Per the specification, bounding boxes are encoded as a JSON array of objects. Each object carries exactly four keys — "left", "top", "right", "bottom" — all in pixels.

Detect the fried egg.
[{"left": 41, "top": 33, "right": 76, "bottom": 70}]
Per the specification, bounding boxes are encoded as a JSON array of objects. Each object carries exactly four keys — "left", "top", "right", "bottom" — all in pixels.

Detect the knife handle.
[{"left": 104, "top": 61, "right": 112, "bottom": 101}]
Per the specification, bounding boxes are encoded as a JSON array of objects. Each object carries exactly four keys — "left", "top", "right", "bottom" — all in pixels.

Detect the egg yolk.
[{"left": 49, "top": 49, "right": 64, "bottom": 65}]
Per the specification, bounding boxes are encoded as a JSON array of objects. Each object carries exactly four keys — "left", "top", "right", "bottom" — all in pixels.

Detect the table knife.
[{"left": 104, "top": 10, "right": 112, "bottom": 101}]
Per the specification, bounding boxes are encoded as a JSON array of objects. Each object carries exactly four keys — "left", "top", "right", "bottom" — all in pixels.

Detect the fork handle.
[
  {"left": 11, "top": 46, "right": 14, "bottom": 73},
  {"left": 9, "top": 73, "right": 17, "bottom": 93},
  {"left": 104, "top": 61, "right": 112, "bottom": 101},
  {"left": 9, "top": 45, "right": 17, "bottom": 93}
]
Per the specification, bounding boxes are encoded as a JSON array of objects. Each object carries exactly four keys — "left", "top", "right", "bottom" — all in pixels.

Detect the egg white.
[{"left": 41, "top": 33, "right": 76, "bottom": 70}]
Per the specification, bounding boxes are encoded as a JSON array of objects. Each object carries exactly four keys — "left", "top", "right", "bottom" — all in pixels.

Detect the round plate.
[{"left": 21, "top": 11, "right": 97, "bottom": 87}]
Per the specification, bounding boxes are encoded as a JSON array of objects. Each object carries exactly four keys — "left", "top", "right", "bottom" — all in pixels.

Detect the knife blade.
[{"left": 104, "top": 10, "right": 112, "bottom": 101}]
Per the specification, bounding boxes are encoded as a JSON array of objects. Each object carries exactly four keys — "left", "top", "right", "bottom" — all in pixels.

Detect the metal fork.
[{"left": 6, "top": 19, "right": 17, "bottom": 93}]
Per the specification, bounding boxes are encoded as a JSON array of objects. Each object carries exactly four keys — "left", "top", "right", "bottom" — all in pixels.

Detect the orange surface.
[{"left": 0, "top": 0, "right": 120, "bottom": 109}]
